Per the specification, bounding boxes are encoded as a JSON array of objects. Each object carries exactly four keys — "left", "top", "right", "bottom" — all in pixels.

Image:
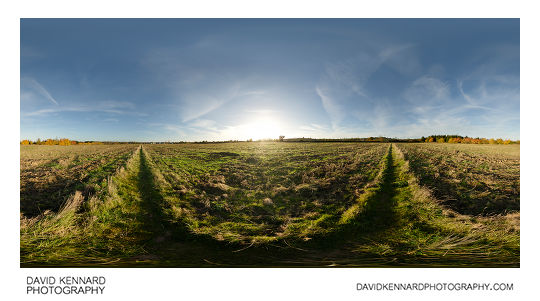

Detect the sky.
[{"left": 20, "top": 19, "right": 520, "bottom": 141}]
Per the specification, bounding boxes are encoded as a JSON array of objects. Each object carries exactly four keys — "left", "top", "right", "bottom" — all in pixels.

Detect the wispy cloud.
[
  {"left": 378, "top": 44, "right": 414, "bottom": 61},
  {"left": 102, "top": 118, "right": 119, "bottom": 123},
  {"left": 315, "top": 86, "right": 344, "bottom": 130},
  {"left": 180, "top": 95, "right": 229, "bottom": 123},
  {"left": 20, "top": 20, "right": 519, "bottom": 141},
  {"left": 457, "top": 80, "right": 475, "bottom": 106},
  {"left": 188, "top": 118, "right": 220, "bottom": 132},
  {"left": 317, "top": 43, "right": 420, "bottom": 130},
  {"left": 401, "top": 70, "right": 519, "bottom": 139},
  {"left": 22, "top": 77, "right": 58, "bottom": 105},
  {"left": 403, "top": 76, "right": 450, "bottom": 105},
  {"left": 22, "top": 101, "right": 144, "bottom": 117},
  {"left": 244, "top": 109, "right": 279, "bottom": 114},
  {"left": 299, "top": 123, "right": 328, "bottom": 132},
  {"left": 163, "top": 124, "right": 187, "bottom": 136},
  {"left": 378, "top": 44, "right": 421, "bottom": 76}
]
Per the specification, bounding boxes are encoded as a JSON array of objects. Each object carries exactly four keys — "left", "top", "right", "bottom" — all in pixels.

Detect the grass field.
[
  {"left": 20, "top": 142, "right": 519, "bottom": 267},
  {"left": 398, "top": 143, "right": 520, "bottom": 215},
  {"left": 20, "top": 144, "right": 138, "bottom": 217}
]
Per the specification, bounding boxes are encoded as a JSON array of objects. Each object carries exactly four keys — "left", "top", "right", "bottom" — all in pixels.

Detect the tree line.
[
  {"left": 20, "top": 135, "right": 520, "bottom": 145},
  {"left": 420, "top": 135, "right": 519, "bottom": 144},
  {"left": 21, "top": 138, "right": 106, "bottom": 145}
]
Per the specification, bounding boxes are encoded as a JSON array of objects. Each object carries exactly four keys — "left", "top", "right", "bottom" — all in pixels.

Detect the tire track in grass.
[
  {"left": 134, "top": 144, "right": 401, "bottom": 266},
  {"left": 132, "top": 143, "right": 445, "bottom": 266},
  {"left": 300, "top": 144, "right": 401, "bottom": 251},
  {"left": 138, "top": 148, "right": 168, "bottom": 230},
  {"left": 294, "top": 144, "right": 519, "bottom": 267},
  {"left": 359, "top": 144, "right": 399, "bottom": 228},
  {"left": 20, "top": 146, "right": 152, "bottom": 266},
  {"left": 103, "top": 144, "right": 519, "bottom": 267},
  {"left": 85, "top": 146, "right": 175, "bottom": 265},
  {"left": 80, "top": 146, "right": 165, "bottom": 264},
  {"left": 130, "top": 147, "right": 169, "bottom": 260},
  {"left": 123, "top": 147, "right": 230, "bottom": 266},
  {"left": 114, "top": 147, "right": 203, "bottom": 264}
]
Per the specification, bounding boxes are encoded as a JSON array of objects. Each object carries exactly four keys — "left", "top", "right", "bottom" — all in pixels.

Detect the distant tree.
[
  {"left": 437, "top": 138, "right": 445, "bottom": 143},
  {"left": 20, "top": 140, "right": 30, "bottom": 145},
  {"left": 59, "top": 138, "right": 71, "bottom": 146},
  {"left": 279, "top": 135, "right": 285, "bottom": 142},
  {"left": 44, "top": 139, "right": 56, "bottom": 145}
]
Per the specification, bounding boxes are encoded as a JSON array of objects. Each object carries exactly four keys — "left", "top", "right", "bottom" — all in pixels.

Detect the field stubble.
[
  {"left": 145, "top": 142, "right": 389, "bottom": 243},
  {"left": 20, "top": 145, "right": 138, "bottom": 217},
  {"left": 397, "top": 143, "right": 519, "bottom": 215},
  {"left": 20, "top": 142, "right": 519, "bottom": 267}
]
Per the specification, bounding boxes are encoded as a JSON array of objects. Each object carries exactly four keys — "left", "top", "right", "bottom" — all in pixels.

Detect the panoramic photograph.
[{"left": 20, "top": 18, "right": 519, "bottom": 267}]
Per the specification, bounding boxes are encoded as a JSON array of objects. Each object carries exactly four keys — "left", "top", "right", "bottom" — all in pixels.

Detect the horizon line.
[{"left": 20, "top": 135, "right": 521, "bottom": 144}]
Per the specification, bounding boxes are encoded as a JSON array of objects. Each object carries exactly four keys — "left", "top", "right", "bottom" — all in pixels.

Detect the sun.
[{"left": 243, "top": 116, "right": 283, "bottom": 141}]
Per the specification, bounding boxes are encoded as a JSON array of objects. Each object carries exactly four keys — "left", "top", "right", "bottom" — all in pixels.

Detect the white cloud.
[
  {"left": 457, "top": 80, "right": 475, "bottom": 106},
  {"left": 317, "top": 43, "right": 421, "bottom": 131},
  {"left": 22, "top": 101, "right": 144, "bottom": 117},
  {"left": 403, "top": 76, "right": 450, "bottom": 105},
  {"left": 180, "top": 95, "right": 229, "bottom": 123},
  {"left": 188, "top": 118, "right": 219, "bottom": 131},
  {"left": 378, "top": 44, "right": 421, "bottom": 76},
  {"left": 21, "top": 77, "right": 58, "bottom": 105},
  {"left": 298, "top": 123, "right": 329, "bottom": 133},
  {"left": 315, "top": 86, "right": 345, "bottom": 130},
  {"left": 103, "top": 118, "right": 119, "bottom": 123}
]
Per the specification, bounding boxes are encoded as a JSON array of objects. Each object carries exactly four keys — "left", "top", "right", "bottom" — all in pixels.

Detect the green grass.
[
  {"left": 20, "top": 143, "right": 519, "bottom": 267},
  {"left": 21, "top": 147, "right": 157, "bottom": 265},
  {"left": 397, "top": 143, "right": 520, "bottom": 215},
  {"left": 20, "top": 144, "right": 138, "bottom": 216},
  {"left": 334, "top": 145, "right": 519, "bottom": 265},
  {"left": 145, "top": 142, "right": 389, "bottom": 243}
]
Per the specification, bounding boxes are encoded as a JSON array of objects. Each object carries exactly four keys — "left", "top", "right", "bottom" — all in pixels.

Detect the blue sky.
[{"left": 20, "top": 19, "right": 520, "bottom": 141}]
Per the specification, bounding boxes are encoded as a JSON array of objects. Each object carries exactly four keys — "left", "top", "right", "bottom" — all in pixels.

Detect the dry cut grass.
[
  {"left": 145, "top": 142, "right": 389, "bottom": 243},
  {"left": 397, "top": 143, "right": 519, "bottom": 215},
  {"left": 20, "top": 144, "right": 138, "bottom": 216}
]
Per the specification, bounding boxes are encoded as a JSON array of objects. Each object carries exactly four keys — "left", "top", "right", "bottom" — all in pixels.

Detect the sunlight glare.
[{"left": 242, "top": 116, "right": 283, "bottom": 141}]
